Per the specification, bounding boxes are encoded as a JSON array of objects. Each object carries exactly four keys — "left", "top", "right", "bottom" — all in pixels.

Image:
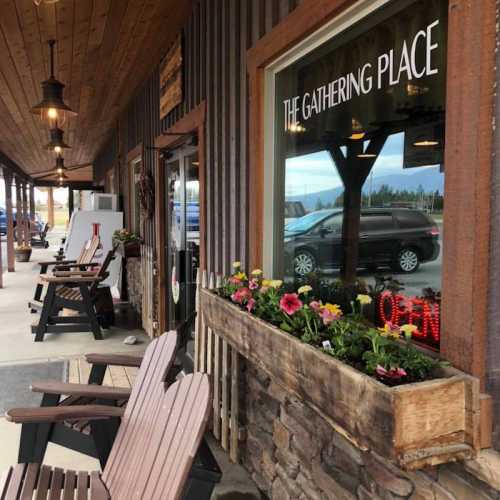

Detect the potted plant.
[
  {"left": 199, "top": 263, "right": 480, "bottom": 470},
  {"left": 112, "top": 229, "right": 141, "bottom": 258},
  {"left": 15, "top": 244, "right": 32, "bottom": 262}
]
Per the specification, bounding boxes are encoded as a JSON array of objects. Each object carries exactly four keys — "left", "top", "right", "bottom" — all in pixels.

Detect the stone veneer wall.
[
  {"left": 125, "top": 257, "right": 142, "bottom": 316},
  {"left": 241, "top": 364, "right": 500, "bottom": 500}
]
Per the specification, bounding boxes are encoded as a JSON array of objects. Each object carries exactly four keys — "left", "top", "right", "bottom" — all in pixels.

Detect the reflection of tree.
[{"left": 334, "top": 184, "right": 444, "bottom": 211}]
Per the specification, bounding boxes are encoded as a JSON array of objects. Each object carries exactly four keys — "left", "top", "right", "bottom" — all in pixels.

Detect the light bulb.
[
  {"left": 48, "top": 108, "right": 57, "bottom": 119},
  {"left": 56, "top": 167, "right": 64, "bottom": 174},
  {"left": 54, "top": 146, "right": 62, "bottom": 154}
]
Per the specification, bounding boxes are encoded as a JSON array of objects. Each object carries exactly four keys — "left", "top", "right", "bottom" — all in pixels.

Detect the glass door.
[{"left": 165, "top": 146, "right": 200, "bottom": 331}]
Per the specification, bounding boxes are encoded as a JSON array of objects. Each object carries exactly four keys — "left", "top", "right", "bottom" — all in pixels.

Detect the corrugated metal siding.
[{"left": 93, "top": 0, "right": 298, "bottom": 329}]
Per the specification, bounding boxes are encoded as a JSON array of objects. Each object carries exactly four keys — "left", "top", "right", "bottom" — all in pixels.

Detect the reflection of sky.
[{"left": 285, "top": 132, "right": 442, "bottom": 197}]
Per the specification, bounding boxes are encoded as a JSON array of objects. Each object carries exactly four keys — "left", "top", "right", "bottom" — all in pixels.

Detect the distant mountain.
[{"left": 286, "top": 168, "right": 444, "bottom": 211}]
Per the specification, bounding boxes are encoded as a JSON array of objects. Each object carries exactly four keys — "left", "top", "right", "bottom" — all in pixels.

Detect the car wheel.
[
  {"left": 294, "top": 250, "right": 316, "bottom": 276},
  {"left": 394, "top": 248, "right": 420, "bottom": 273}
]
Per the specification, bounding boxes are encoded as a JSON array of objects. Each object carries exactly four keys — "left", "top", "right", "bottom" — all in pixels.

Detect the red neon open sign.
[{"left": 378, "top": 291, "right": 440, "bottom": 346}]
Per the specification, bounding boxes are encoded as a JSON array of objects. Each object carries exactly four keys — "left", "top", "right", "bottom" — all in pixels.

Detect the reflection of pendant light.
[
  {"left": 413, "top": 139, "right": 440, "bottom": 147},
  {"left": 357, "top": 153, "right": 377, "bottom": 159},
  {"left": 348, "top": 118, "right": 365, "bottom": 140},
  {"left": 288, "top": 122, "right": 306, "bottom": 133},
  {"left": 30, "top": 40, "right": 76, "bottom": 127},
  {"left": 44, "top": 125, "right": 71, "bottom": 155},
  {"left": 33, "top": 0, "right": 60, "bottom": 5}
]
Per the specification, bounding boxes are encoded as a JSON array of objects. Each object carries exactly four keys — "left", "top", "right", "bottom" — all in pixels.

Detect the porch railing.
[{"left": 194, "top": 270, "right": 241, "bottom": 463}]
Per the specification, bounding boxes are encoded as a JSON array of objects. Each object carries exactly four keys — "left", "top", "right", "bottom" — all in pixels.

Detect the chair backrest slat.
[
  {"left": 89, "top": 245, "right": 118, "bottom": 294},
  {"left": 77, "top": 235, "right": 100, "bottom": 264},
  {"left": 104, "top": 373, "right": 210, "bottom": 500},
  {"left": 103, "top": 332, "right": 178, "bottom": 493}
]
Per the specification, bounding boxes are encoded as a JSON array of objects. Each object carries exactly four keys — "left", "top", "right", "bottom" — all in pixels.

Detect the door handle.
[{"left": 360, "top": 234, "right": 369, "bottom": 239}]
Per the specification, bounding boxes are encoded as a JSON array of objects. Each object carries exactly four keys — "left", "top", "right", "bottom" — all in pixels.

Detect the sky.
[{"left": 284, "top": 132, "right": 443, "bottom": 197}]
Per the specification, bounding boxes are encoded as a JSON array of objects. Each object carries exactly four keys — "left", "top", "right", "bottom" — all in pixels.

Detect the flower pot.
[
  {"left": 200, "top": 289, "right": 480, "bottom": 470},
  {"left": 15, "top": 248, "right": 32, "bottom": 262}
]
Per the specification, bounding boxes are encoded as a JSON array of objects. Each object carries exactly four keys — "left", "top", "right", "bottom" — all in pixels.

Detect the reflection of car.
[
  {"left": 284, "top": 208, "right": 440, "bottom": 276},
  {"left": 173, "top": 202, "right": 199, "bottom": 232},
  {"left": 0, "top": 209, "right": 45, "bottom": 236},
  {"left": 284, "top": 201, "right": 306, "bottom": 225}
]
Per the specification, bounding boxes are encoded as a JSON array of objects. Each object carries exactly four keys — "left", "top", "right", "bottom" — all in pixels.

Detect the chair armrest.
[
  {"left": 85, "top": 352, "right": 144, "bottom": 368},
  {"left": 39, "top": 274, "right": 103, "bottom": 284},
  {"left": 30, "top": 381, "right": 132, "bottom": 400},
  {"left": 53, "top": 271, "right": 99, "bottom": 277},
  {"left": 39, "top": 259, "right": 76, "bottom": 266},
  {"left": 6, "top": 405, "right": 124, "bottom": 424}
]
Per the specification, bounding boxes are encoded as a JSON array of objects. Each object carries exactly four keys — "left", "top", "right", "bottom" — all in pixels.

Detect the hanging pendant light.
[
  {"left": 30, "top": 40, "right": 76, "bottom": 127},
  {"left": 33, "top": 0, "right": 60, "bottom": 5},
  {"left": 44, "top": 125, "right": 71, "bottom": 155},
  {"left": 55, "top": 156, "right": 66, "bottom": 176}
]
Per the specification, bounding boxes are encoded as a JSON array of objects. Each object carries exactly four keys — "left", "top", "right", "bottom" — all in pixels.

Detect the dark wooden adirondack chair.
[
  {"left": 30, "top": 222, "right": 50, "bottom": 248},
  {"left": 31, "top": 247, "right": 116, "bottom": 342},
  {"left": 2, "top": 340, "right": 212, "bottom": 499},
  {"left": 19, "top": 332, "right": 177, "bottom": 468},
  {"left": 29, "top": 233, "right": 101, "bottom": 313}
]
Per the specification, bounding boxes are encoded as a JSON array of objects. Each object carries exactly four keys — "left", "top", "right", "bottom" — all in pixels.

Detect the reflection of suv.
[{"left": 284, "top": 208, "right": 440, "bottom": 276}]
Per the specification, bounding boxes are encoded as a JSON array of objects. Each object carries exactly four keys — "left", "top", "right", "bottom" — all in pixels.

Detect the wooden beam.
[
  {"left": 440, "top": 0, "right": 496, "bottom": 388},
  {"left": 29, "top": 184, "right": 35, "bottom": 222}
]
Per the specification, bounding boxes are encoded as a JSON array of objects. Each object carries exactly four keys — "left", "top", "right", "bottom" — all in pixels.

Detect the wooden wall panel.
[{"left": 94, "top": 0, "right": 298, "bottom": 332}]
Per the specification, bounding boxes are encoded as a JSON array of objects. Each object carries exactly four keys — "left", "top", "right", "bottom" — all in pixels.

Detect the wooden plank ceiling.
[{"left": 0, "top": 0, "right": 191, "bottom": 182}]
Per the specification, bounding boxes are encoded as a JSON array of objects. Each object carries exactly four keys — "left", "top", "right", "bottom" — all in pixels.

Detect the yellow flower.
[
  {"left": 378, "top": 323, "right": 401, "bottom": 339},
  {"left": 356, "top": 294, "right": 372, "bottom": 305},
  {"left": 269, "top": 280, "right": 283, "bottom": 288},
  {"left": 400, "top": 324, "right": 418, "bottom": 339},
  {"left": 323, "top": 303, "right": 342, "bottom": 316},
  {"left": 261, "top": 279, "right": 271, "bottom": 287},
  {"left": 234, "top": 272, "right": 247, "bottom": 281},
  {"left": 232, "top": 261, "right": 241, "bottom": 269},
  {"left": 298, "top": 285, "right": 312, "bottom": 295},
  {"left": 251, "top": 269, "right": 263, "bottom": 276}
]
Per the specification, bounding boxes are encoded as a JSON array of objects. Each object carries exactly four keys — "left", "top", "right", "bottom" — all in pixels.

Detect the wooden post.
[
  {"left": 15, "top": 178, "right": 22, "bottom": 246},
  {"left": 68, "top": 188, "right": 74, "bottom": 218},
  {"left": 29, "top": 184, "right": 35, "bottom": 222},
  {"left": 0, "top": 225, "right": 3, "bottom": 288},
  {"left": 22, "top": 182, "right": 29, "bottom": 246},
  {"left": 3, "top": 170, "right": 15, "bottom": 272},
  {"left": 47, "top": 187, "right": 55, "bottom": 228}
]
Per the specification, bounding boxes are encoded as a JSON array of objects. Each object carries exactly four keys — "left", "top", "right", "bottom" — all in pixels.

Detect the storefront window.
[{"left": 273, "top": 0, "right": 447, "bottom": 348}]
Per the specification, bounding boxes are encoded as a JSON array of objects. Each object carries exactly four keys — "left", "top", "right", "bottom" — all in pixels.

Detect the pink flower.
[
  {"left": 247, "top": 298, "right": 256, "bottom": 312},
  {"left": 231, "top": 287, "right": 252, "bottom": 304},
  {"left": 319, "top": 308, "right": 340, "bottom": 326},
  {"left": 376, "top": 365, "right": 407, "bottom": 380},
  {"left": 309, "top": 301, "right": 321, "bottom": 312},
  {"left": 279, "top": 293, "right": 303, "bottom": 316},
  {"left": 249, "top": 278, "right": 259, "bottom": 290}
]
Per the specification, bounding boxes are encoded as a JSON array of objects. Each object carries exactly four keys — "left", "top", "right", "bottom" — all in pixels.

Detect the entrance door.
[{"left": 165, "top": 145, "right": 200, "bottom": 331}]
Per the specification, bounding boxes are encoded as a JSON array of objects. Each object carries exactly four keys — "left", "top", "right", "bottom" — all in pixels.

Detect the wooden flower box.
[
  {"left": 200, "top": 289, "right": 480, "bottom": 470},
  {"left": 113, "top": 239, "right": 141, "bottom": 259}
]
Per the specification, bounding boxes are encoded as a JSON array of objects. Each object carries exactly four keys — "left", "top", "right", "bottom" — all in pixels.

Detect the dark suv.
[{"left": 284, "top": 208, "right": 440, "bottom": 276}]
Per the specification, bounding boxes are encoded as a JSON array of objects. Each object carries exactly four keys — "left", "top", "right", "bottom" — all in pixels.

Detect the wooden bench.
[
  {"left": 2, "top": 340, "right": 212, "bottom": 499},
  {"left": 29, "top": 234, "right": 101, "bottom": 313},
  {"left": 31, "top": 248, "right": 116, "bottom": 341}
]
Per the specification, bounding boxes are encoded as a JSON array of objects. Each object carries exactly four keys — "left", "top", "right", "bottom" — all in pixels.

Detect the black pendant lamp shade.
[
  {"left": 44, "top": 126, "right": 71, "bottom": 154},
  {"left": 55, "top": 156, "right": 66, "bottom": 175},
  {"left": 30, "top": 40, "right": 76, "bottom": 126}
]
